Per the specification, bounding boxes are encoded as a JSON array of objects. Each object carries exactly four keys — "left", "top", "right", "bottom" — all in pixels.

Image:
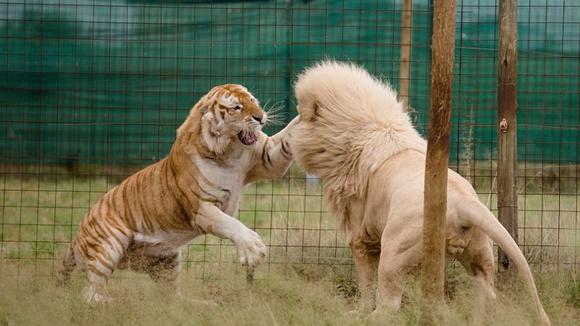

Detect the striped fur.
[{"left": 57, "top": 84, "right": 297, "bottom": 303}]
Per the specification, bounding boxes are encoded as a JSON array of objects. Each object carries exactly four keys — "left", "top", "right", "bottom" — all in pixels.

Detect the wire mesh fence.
[{"left": 0, "top": 0, "right": 578, "bottom": 280}]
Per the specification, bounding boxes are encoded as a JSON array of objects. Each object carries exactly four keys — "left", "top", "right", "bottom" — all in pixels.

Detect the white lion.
[{"left": 290, "top": 61, "right": 550, "bottom": 325}]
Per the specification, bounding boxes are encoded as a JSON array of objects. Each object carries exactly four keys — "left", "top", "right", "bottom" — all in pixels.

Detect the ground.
[
  {"left": 0, "top": 264, "right": 578, "bottom": 325},
  {"left": 0, "top": 172, "right": 578, "bottom": 325}
]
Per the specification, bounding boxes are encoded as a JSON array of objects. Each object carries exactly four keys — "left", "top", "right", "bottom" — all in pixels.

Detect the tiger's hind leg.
[
  {"left": 78, "top": 236, "right": 128, "bottom": 304},
  {"left": 56, "top": 242, "right": 77, "bottom": 286}
]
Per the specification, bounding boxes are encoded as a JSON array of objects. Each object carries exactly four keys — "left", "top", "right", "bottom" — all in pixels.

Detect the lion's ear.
[{"left": 298, "top": 100, "right": 319, "bottom": 122}]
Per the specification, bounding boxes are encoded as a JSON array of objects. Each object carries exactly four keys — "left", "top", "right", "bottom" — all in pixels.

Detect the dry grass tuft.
[{"left": 0, "top": 263, "right": 578, "bottom": 326}]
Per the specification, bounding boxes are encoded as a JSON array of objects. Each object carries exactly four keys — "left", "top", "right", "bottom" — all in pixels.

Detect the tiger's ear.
[
  {"left": 176, "top": 104, "right": 208, "bottom": 137},
  {"left": 297, "top": 100, "right": 319, "bottom": 122}
]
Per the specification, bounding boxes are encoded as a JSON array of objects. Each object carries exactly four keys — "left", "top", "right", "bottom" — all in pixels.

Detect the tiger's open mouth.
[{"left": 238, "top": 130, "right": 258, "bottom": 145}]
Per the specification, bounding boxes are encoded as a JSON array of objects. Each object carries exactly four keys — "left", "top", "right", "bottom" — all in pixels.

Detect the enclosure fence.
[{"left": 0, "top": 0, "right": 578, "bottom": 279}]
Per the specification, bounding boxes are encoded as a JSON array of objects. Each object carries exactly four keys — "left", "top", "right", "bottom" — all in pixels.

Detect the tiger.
[{"left": 57, "top": 84, "right": 298, "bottom": 304}]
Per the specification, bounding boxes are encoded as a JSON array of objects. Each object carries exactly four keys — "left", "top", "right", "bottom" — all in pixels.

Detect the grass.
[
  {"left": 1, "top": 168, "right": 577, "bottom": 271},
  {"left": 0, "top": 263, "right": 578, "bottom": 326},
  {"left": 0, "top": 170, "right": 347, "bottom": 267},
  {"left": 0, "top": 168, "right": 578, "bottom": 324}
]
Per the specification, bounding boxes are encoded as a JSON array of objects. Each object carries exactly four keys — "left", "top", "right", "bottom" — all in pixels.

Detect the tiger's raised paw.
[{"left": 236, "top": 230, "right": 267, "bottom": 268}]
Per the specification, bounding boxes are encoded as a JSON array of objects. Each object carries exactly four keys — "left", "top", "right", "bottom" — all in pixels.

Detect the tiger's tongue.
[{"left": 238, "top": 131, "right": 257, "bottom": 145}]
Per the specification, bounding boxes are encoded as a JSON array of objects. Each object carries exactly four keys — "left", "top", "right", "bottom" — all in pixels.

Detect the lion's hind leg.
[
  {"left": 456, "top": 229, "right": 496, "bottom": 299},
  {"left": 454, "top": 231, "right": 497, "bottom": 325},
  {"left": 374, "top": 223, "right": 422, "bottom": 314},
  {"left": 349, "top": 233, "right": 380, "bottom": 313}
]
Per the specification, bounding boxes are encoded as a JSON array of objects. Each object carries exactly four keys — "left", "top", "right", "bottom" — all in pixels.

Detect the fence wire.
[{"left": 0, "top": 0, "right": 578, "bottom": 279}]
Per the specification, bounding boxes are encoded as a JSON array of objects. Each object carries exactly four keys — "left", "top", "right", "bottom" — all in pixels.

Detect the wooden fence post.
[
  {"left": 419, "top": 0, "right": 457, "bottom": 324},
  {"left": 399, "top": 0, "right": 413, "bottom": 112},
  {"left": 497, "top": 0, "right": 519, "bottom": 282}
]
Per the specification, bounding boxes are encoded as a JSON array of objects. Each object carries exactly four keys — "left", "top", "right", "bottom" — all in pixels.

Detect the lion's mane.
[{"left": 292, "top": 61, "right": 426, "bottom": 228}]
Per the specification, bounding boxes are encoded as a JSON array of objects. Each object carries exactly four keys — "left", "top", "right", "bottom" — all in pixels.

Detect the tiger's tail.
[{"left": 56, "top": 241, "right": 76, "bottom": 286}]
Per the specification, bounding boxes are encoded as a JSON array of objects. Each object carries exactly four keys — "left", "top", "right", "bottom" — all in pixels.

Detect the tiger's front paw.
[{"left": 235, "top": 230, "right": 267, "bottom": 268}]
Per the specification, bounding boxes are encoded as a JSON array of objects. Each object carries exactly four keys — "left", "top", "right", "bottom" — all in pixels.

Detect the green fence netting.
[{"left": 1, "top": 0, "right": 578, "bottom": 167}]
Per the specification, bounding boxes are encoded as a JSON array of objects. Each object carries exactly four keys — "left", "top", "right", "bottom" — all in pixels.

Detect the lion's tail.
[
  {"left": 461, "top": 200, "right": 551, "bottom": 326},
  {"left": 56, "top": 241, "right": 76, "bottom": 286}
]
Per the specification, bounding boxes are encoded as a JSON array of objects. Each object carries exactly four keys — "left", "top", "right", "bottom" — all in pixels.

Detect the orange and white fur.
[
  {"left": 290, "top": 61, "right": 550, "bottom": 325},
  {"left": 57, "top": 84, "right": 298, "bottom": 303}
]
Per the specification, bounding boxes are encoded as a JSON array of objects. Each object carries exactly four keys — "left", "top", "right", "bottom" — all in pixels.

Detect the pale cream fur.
[{"left": 290, "top": 61, "right": 550, "bottom": 325}]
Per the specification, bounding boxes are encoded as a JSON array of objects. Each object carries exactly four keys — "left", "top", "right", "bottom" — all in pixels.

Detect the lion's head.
[{"left": 178, "top": 84, "right": 267, "bottom": 154}]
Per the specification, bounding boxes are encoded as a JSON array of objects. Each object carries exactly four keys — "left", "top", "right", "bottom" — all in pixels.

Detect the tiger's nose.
[{"left": 252, "top": 115, "right": 264, "bottom": 124}]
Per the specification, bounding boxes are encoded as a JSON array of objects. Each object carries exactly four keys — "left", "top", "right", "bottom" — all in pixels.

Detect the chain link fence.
[{"left": 0, "top": 0, "right": 578, "bottom": 278}]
